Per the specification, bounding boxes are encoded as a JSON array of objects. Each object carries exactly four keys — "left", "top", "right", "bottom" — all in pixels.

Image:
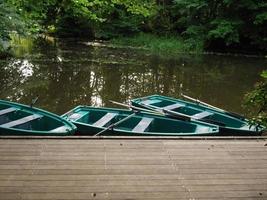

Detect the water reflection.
[{"left": 0, "top": 38, "right": 266, "bottom": 116}]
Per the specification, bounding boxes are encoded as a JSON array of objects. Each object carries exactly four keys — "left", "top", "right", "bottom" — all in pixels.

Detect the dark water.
[{"left": 0, "top": 38, "right": 266, "bottom": 116}]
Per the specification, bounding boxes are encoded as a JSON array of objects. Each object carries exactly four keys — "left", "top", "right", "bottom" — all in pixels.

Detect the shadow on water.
[{"left": 0, "top": 37, "right": 266, "bottom": 116}]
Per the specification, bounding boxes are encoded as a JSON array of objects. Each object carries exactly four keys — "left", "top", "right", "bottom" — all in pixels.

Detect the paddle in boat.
[
  {"left": 0, "top": 99, "right": 77, "bottom": 135},
  {"left": 131, "top": 94, "right": 265, "bottom": 135},
  {"left": 62, "top": 105, "right": 219, "bottom": 136}
]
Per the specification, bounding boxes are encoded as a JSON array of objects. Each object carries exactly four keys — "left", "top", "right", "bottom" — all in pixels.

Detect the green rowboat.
[
  {"left": 0, "top": 100, "right": 77, "bottom": 135},
  {"left": 62, "top": 106, "right": 219, "bottom": 136},
  {"left": 131, "top": 95, "right": 265, "bottom": 135}
]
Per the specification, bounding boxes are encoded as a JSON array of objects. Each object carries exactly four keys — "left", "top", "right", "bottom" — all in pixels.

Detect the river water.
[{"left": 0, "top": 38, "right": 266, "bottom": 116}]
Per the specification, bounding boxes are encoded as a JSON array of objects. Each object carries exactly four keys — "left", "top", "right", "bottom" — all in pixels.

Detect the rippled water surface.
[{"left": 0, "top": 38, "right": 266, "bottom": 116}]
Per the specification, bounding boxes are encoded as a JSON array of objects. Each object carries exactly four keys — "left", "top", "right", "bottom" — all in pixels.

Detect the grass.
[{"left": 110, "top": 33, "right": 204, "bottom": 55}]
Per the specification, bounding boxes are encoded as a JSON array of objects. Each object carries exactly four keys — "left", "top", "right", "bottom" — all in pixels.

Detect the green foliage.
[
  {"left": 173, "top": 0, "right": 267, "bottom": 52},
  {"left": 2, "top": 0, "right": 267, "bottom": 54},
  {"left": 92, "top": 0, "right": 157, "bottom": 38},
  {"left": 0, "top": 0, "right": 25, "bottom": 57},
  {"left": 244, "top": 70, "right": 267, "bottom": 126},
  {"left": 254, "top": 12, "right": 267, "bottom": 25},
  {"left": 208, "top": 19, "right": 242, "bottom": 45},
  {"left": 10, "top": 0, "right": 156, "bottom": 38}
]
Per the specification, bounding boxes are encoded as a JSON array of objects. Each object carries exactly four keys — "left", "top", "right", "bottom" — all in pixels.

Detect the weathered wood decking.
[{"left": 0, "top": 136, "right": 267, "bottom": 199}]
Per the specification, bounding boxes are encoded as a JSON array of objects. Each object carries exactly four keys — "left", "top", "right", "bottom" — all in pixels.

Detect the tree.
[
  {"left": 173, "top": 0, "right": 267, "bottom": 52},
  {"left": 10, "top": 0, "right": 156, "bottom": 38},
  {"left": 244, "top": 70, "right": 267, "bottom": 126},
  {"left": 0, "top": 0, "right": 24, "bottom": 57}
]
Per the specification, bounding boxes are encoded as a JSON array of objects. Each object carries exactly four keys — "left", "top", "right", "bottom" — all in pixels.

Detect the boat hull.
[
  {"left": 131, "top": 95, "right": 264, "bottom": 136},
  {"left": 0, "top": 100, "right": 77, "bottom": 136},
  {"left": 62, "top": 106, "right": 219, "bottom": 136}
]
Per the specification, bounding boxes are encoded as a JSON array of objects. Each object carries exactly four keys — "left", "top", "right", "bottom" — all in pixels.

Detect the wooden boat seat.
[
  {"left": 162, "top": 103, "right": 183, "bottom": 111},
  {"left": 0, "top": 114, "right": 42, "bottom": 128},
  {"left": 67, "top": 111, "right": 88, "bottom": 121},
  {"left": 93, "top": 113, "right": 118, "bottom": 127},
  {"left": 192, "top": 111, "right": 213, "bottom": 119},
  {"left": 141, "top": 99, "right": 162, "bottom": 105},
  {"left": 0, "top": 107, "right": 17, "bottom": 116},
  {"left": 50, "top": 126, "right": 69, "bottom": 133},
  {"left": 68, "top": 113, "right": 83, "bottom": 121},
  {"left": 132, "top": 117, "right": 153, "bottom": 132}
]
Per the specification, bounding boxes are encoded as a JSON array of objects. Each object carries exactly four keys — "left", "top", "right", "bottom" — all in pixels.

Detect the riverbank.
[
  {"left": 111, "top": 33, "right": 204, "bottom": 56},
  {"left": 2, "top": 34, "right": 266, "bottom": 60}
]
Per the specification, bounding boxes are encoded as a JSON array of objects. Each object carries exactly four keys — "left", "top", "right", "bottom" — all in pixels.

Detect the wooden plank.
[
  {"left": 177, "top": 168, "right": 267, "bottom": 174},
  {"left": 182, "top": 179, "right": 267, "bottom": 185},
  {"left": 0, "top": 179, "right": 183, "bottom": 187},
  {"left": 172, "top": 159, "right": 267, "bottom": 165},
  {"left": 0, "top": 169, "right": 177, "bottom": 175},
  {"left": 171, "top": 163, "right": 267, "bottom": 169},
  {"left": 180, "top": 173, "right": 267, "bottom": 180},
  {"left": 0, "top": 164, "right": 174, "bottom": 170},
  {"left": 0, "top": 185, "right": 186, "bottom": 193},
  {"left": 0, "top": 174, "right": 180, "bottom": 181},
  {"left": 191, "top": 191, "right": 267, "bottom": 198},
  {"left": 21, "top": 192, "right": 109, "bottom": 200},
  {"left": 19, "top": 192, "right": 189, "bottom": 200},
  {"left": 0, "top": 155, "right": 169, "bottom": 161},
  {"left": 188, "top": 184, "right": 267, "bottom": 192}
]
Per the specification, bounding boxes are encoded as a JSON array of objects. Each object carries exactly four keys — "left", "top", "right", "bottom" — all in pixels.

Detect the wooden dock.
[{"left": 0, "top": 136, "right": 267, "bottom": 199}]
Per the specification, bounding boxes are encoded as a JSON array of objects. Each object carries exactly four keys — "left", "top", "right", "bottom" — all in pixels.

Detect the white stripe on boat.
[
  {"left": 162, "top": 103, "right": 183, "bottom": 110},
  {"left": 142, "top": 99, "right": 162, "bottom": 105},
  {"left": 192, "top": 111, "right": 213, "bottom": 119},
  {"left": 195, "top": 126, "right": 213, "bottom": 134},
  {"left": 68, "top": 113, "right": 83, "bottom": 121},
  {"left": 93, "top": 113, "right": 117, "bottom": 127},
  {"left": 0, "top": 114, "right": 42, "bottom": 128},
  {"left": 50, "top": 126, "right": 69, "bottom": 133},
  {"left": 0, "top": 107, "right": 17, "bottom": 116},
  {"left": 132, "top": 117, "right": 153, "bottom": 132}
]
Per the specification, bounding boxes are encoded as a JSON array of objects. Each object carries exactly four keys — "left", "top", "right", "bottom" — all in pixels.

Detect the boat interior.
[
  {"left": 0, "top": 104, "right": 66, "bottom": 132},
  {"left": 68, "top": 108, "right": 216, "bottom": 134}
]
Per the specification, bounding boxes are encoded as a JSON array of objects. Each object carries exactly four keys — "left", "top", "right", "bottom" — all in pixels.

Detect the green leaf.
[
  {"left": 261, "top": 70, "right": 267, "bottom": 79},
  {"left": 208, "top": 19, "right": 242, "bottom": 45}
]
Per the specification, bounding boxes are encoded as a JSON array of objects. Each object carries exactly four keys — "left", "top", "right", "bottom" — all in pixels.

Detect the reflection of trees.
[
  {"left": 1, "top": 39, "right": 266, "bottom": 115},
  {"left": 100, "top": 65, "right": 123, "bottom": 107}
]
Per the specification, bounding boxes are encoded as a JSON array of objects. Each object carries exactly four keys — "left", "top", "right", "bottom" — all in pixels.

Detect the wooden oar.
[
  {"left": 111, "top": 100, "right": 194, "bottom": 122},
  {"left": 181, "top": 94, "right": 245, "bottom": 120},
  {"left": 138, "top": 102, "right": 191, "bottom": 121},
  {"left": 109, "top": 100, "right": 164, "bottom": 116},
  {"left": 93, "top": 112, "right": 137, "bottom": 137}
]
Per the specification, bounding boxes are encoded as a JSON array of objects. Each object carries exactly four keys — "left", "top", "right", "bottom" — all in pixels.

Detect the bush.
[{"left": 244, "top": 70, "right": 267, "bottom": 127}]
